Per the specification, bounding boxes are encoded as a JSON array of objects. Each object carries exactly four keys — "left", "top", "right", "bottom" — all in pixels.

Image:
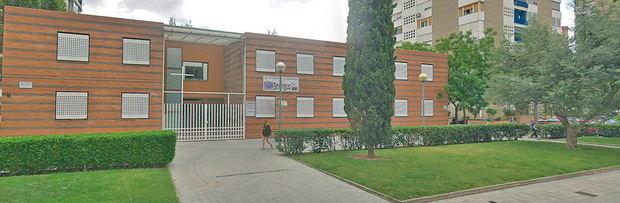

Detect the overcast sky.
[{"left": 83, "top": 0, "right": 575, "bottom": 43}]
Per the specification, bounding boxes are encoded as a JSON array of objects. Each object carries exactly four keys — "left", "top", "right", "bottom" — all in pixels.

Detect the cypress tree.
[{"left": 343, "top": 0, "right": 396, "bottom": 158}]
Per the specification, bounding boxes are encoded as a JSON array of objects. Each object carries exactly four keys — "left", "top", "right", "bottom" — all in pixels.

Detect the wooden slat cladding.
[
  {"left": 0, "top": 6, "right": 164, "bottom": 137},
  {"left": 243, "top": 33, "right": 450, "bottom": 138}
]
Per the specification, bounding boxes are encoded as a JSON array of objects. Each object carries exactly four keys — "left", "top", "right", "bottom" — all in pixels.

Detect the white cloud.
[{"left": 83, "top": 0, "right": 576, "bottom": 42}]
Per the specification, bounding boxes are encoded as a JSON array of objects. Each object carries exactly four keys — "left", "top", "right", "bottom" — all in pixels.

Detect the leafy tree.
[
  {"left": 490, "top": 0, "right": 620, "bottom": 149},
  {"left": 0, "top": 0, "right": 66, "bottom": 11},
  {"left": 434, "top": 30, "right": 495, "bottom": 121},
  {"left": 344, "top": 0, "right": 395, "bottom": 158},
  {"left": 396, "top": 42, "right": 436, "bottom": 52}
]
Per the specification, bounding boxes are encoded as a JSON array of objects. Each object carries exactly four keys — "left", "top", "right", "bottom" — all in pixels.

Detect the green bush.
[
  {"left": 275, "top": 124, "right": 530, "bottom": 154},
  {"left": 532, "top": 124, "right": 620, "bottom": 138},
  {"left": 0, "top": 131, "right": 176, "bottom": 176}
]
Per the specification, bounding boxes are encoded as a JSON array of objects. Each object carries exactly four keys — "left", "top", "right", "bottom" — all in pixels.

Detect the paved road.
[
  {"left": 169, "top": 139, "right": 387, "bottom": 203},
  {"left": 435, "top": 169, "right": 620, "bottom": 203}
]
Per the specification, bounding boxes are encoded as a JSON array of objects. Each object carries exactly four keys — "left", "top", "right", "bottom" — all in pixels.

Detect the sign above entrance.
[{"left": 263, "top": 76, "right": 299, "bottom": 92}]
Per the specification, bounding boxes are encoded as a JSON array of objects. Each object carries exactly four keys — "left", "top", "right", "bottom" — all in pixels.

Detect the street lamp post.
[
  {"left": 418, "top": 73, "right": 428, "bottom": 125},
  {"left": 276, "top": 62, "right": 287, "bottom": 131}
]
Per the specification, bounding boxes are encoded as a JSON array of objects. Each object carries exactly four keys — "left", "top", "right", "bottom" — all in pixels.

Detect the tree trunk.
[
  {"left": 367, "top": 145, "right": 375, "bottom": 158},
  {"left": 556, "top": 114, "right": 578, "bottom": 149},
  {"left": 454, "top": 105, "right": 459, "bottom": 121},
  {"left": 533, "top": 102, "right": 539, "bottom": 125}
]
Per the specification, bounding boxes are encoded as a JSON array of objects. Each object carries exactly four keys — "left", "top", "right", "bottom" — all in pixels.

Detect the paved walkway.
[
  {"left": 520, "top": 137, "right": 620, "bottom": 149},
  {"left": 168, "top": 139, "right": 387, "bottom": 203},
  {"left": 435, "top": 169, "right": 620, "bottom": 203}
]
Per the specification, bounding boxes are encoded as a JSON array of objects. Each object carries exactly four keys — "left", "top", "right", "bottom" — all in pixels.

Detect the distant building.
[
  {"left": 561, "top": 26, "right": 570, "bottom": 36},
  {"left": 392, "top": 0, "right": 563, "bottom": 45},
  {"left": 65, "top": 0, "right": 82, "bottom": 13}
]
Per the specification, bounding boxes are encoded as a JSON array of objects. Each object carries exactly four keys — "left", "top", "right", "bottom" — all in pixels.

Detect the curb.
[{"left": 290, "top": 157, "right": 620, "bottom": 203}]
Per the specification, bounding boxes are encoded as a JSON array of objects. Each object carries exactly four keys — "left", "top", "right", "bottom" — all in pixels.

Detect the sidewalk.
[
  {"left": 435, "top": 169, "right": 620, "bottom": 203},
  {"left": 168, "top": 139, "right": 387, "bottom": 203}
]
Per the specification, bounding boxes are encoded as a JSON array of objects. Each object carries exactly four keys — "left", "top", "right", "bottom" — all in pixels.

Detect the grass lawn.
[
  {"left": 291, "top": 141, "right": 620, "bottom": 200},
  {"left": 578, "top": 136, "right": 620, "bottom": 146},
  {"left": 0, "top": 168, "right": 178, "bottom": 203}
]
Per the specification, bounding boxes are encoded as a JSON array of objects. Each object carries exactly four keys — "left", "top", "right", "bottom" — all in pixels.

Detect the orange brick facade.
[
  {"left": 243, "top": 33, "right": 449, "bottom": 138},
  {"left": 0, "top": 7, "right": 448, "bottom": 138},
  {"left": 0, "top": 6, "right": 164, "bottom": 136}
]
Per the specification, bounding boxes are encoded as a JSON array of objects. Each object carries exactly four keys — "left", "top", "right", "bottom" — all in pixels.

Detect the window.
[
  {"left": 464, "top": 8, "right": 473, "bottom": 15},
  {"left": 514, "top": 0, "right": 529, "bottom": 8},
  {"left": 514, "top": 27, "right": 525, "bottom": 42},
  {"left": 57, "top": 32, "right": 89, "bottom": 62},
  {"left": 183, "top": 62, "right": 208, "bottom": 81},
  {"left": 422, "top": 100, "right": 434, "bottom": 117},
  {"left": 421, "top": 64, "right": 434, "bottom": 81},
  {"left": 166, "top": 47, "right": 182, "bottom": 68},
  {"left": 123, "top": 38, "right": 150, "bottom": 65},
  {"left": 552, "top": 17, "right": 561, "bottom": 27},
  {"left": 56, "top": 92, "right": 88, "bottom": 119},
  {"left": 122, "top": 93, "right": 149, "bottom": 119},
  {"left": 418, "top": 17, "right": 431, "bottom": 28},
  {"left": 395, "top": 27, "right": 403, "bottom": 35},
  {"left": 395, "top": 62, "right": 408, "bottom": 80},
  {"left": 256, "top": 50, "right": 275, "bottom": 72},
  {"left": 297, "top": 54, "right": 314, "bottom": 75},
  {"left": 395, "top": 99, "right": 408, "bottom": 117},
  {"left": 333, "top": 57, "right": 346, "bottom": 76},
  {"left": 256, "top": 96, "right": 276, "bottom": 118},
  {"left": 514, "top": 9, "right": 528, "bottom": 25},
  {"left": 332, "top": 98, "right": 347, "bottom": 118},
  {"left": 296, "top": 97, "right": 314, "bottom": 118},
  {"left": 552, "top": 1, "right": 561, "bottom": 11}
]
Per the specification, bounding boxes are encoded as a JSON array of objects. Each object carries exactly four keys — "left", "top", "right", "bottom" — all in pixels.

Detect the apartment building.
[
  {"left": 0, "top": 6, "right": 449, "bottom": 140},
  {"left": 393, "top": 0, "right": 563, "bottom": 45}
]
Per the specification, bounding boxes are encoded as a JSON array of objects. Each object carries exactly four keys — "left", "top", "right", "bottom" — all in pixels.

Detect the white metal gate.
[{"left": 164, "top": 103, "right": 245, "bottom": 141}]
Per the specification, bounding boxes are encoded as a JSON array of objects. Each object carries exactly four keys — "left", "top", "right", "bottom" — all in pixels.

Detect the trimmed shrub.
[
  {"left": 0, "top": 130, "right": 176, "bottom": 176},
  {"left": 532, "top": 124, "right": 620, "bottom": 138},
  {"left": 275, "top": 124, "right": 530, "bottom": 154}
]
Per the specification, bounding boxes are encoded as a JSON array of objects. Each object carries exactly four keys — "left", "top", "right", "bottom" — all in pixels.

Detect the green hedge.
[
  {"left": 275, "top": 124, "right": 530, "bottom": 154},
  {"left": 0, "top": 131, "right": 176, "bottom": 176},
  {"left": 533, "top": 124, "right": 620, "bottom": 138}
]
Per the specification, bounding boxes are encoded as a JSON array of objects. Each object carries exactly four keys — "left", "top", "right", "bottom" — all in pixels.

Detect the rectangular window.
[
  {"left": 395, "top": 62, "right": 408, "bottom": 80},
  {"left": 296, "top": 97, "right": 314, "bottom": 118},
  {"left": 514, "top": 9, "right": 528, "bottom": 25},
  {"left": 256, "top": 50, "right": 275, "bottom": 72},
  {"left": 418, "top": 17, "right": 431, "bottom": 28},
  {"left": 183, "top": 62, "right": 208, "bottom": 81},
  {"left": 421, "top": 64, "right": 434, "bottom": 81},
  {"left": 395, "top": 99, "right": 408, "bottom": 117},
  {"left": 333, "top": 57, "right": 346, "bottom": 76},
  {"left": 57, "top": 32, "right": 89, "bottom": 62},
  {"left": 166, "top": 47, "right": 182, "bottom": 68},
  {"left": 123, "top": 38, "right": 150, "bottom": 65},
  {"left": 552, "top": 1, "right": 561, "bottom": 11},
  {"left": 332, "top": 98, "right": 347, "bottom": 118},
  {"left": 256, "top": 96, "right": 276, "bottom": 118},
  {"left": 296, "top": 53, "right": 314, "bottom": 75},
  {"left": 56, "top": 92, "right": 88, "bottom": 119},
  {"left": 122, "top": 93, "right": 149, "bottom": 119},
  {"left": 422, "top": 100, "right": 434, "bottom": 117}
]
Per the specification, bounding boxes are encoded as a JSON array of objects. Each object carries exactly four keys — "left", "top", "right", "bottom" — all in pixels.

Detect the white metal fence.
[{"left": 164, "top": 103, "right": 245, "bottom": 141}]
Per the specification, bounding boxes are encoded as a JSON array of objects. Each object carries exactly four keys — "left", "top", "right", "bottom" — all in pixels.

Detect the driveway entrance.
[{"left": 169, "top": 139, "right": 386, "bottom": 203}]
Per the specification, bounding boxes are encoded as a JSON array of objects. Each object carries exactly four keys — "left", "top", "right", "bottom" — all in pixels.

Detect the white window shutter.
[
  {"left": 256, "top": 50, "right": 275, "bottom": 72},
  {"left": 122, "top": 93, "right": 149, "bottom": 119},
  {"left": 332, "top": 98, "right": 347, "bottom": 117},
  {"left": 296, "top": 97, "right": 314, "bottom": 118},
  {"left": 395, "top": 62, "right": 408, "bottom": 80},
  {"left": 57, "top": 33, "right": 89, "bottom": 62},
  {"left": 203, "top": 63, "right": 209, "bottom": 80},
  {"left": 421, "top": 64, "right": 434, "bottom": 81},
  {"left": 333, "top": 57, "right": 345, "bottom": 76},
  {"left": 123, "top": 38, "right": 150, "bottom": 65},
  {"left": 256, "top": 96, "right": 276, "bottom": 118},
  {"left": 297, "top": 54, "right": 314, "bottom": 74},
  {"left": 56, "top": 92, "right": 88, "bottom": 119},
  {"left": 395, "top": 99, "right": 408, "bottom": 117},
  {"left": 422, "top": 100, "right": 434, "bottom": 117}
]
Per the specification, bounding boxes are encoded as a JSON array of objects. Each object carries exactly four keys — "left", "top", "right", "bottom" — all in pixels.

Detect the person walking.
[{"left": 262, "top": 121, "right": 273, "bottom": 149}]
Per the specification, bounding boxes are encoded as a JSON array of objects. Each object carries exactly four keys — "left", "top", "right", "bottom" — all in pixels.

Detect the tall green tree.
[
  {"left": 344, "top": 0, "right": 395, "bottom": 158},
  {"left": 434, "top": 30, "right": 495, "bottom": 121},
  {"left": 490, "top": 0, "right": 620, "bottom": 149},
  {"left": 396, "top": 42, "right": 436, "bottom": 53},
  {"left": 0, "top": 0, "right": 66, "bottom": 11}
]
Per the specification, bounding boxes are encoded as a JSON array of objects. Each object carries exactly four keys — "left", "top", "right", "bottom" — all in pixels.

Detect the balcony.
[
  {"left": 514, "top": 0, "right": 529, "bottom": 8},
  {"left": 514, "top": 9, "right": 528, "bottom": 25},
  {"left": 459, "top": 12, "right": 485, "bottom": 26}
]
